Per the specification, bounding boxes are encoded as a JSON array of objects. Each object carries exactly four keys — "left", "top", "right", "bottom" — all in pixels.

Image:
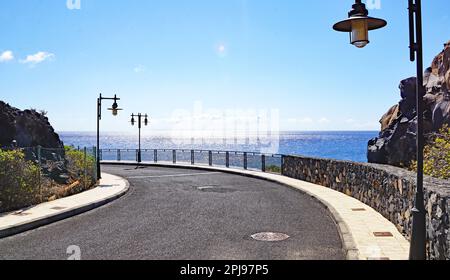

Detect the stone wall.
[{"left": 281, "top": 155, "right": 450, "bottom": 260}]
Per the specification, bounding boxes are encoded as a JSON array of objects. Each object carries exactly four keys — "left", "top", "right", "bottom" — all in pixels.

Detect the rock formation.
[
  {"left": 0, "top": 101, "right": 68, "bottom": 183},
  {"left": 0, "top": 101, "right": 63, "bottom": 148},
  {"left": 368, "top": 41, "right": 450, "bottom": 166}
]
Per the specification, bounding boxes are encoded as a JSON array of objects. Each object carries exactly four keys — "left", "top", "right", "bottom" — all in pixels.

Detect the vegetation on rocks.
[
  {"left": 266, "top": 165, "right": 281, "bottom": 174},
  {"left": 0, "top": 147, "right": 97, "bottom": 213},
  {"left": 411, "top": 125, "right": 450, "bottom": 179},
  {"left": 0, "top": 149, "right": 41, "bottom": 212},
  {"left": 65, "top": 146, "right": 97, "bottom": 189}
]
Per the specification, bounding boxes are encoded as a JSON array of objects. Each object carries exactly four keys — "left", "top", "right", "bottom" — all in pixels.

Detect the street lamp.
[
  {"left": 333, "top": 0, "right": 387, "bottom": 48},
  {"left": 333, "top": 0, "right": 426, "bottom": 260},
  {"left": 130, "top": 113, "right": 149, "bottom": 163},
  {"left": 97, "top": 94, "right": 122, "bottom": 179}
]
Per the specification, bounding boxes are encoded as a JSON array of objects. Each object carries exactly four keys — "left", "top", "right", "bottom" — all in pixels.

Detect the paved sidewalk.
[
  {"left": 0, "top": 173, "right": 129, "bottom": 239},
  {"left": 103, "top": 161, "right": 410, "bottom": 260}
]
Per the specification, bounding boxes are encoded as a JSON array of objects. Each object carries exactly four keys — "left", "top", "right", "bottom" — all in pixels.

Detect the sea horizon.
[{"left": 59, "top": 130, "right": 379, "bottom": 163}]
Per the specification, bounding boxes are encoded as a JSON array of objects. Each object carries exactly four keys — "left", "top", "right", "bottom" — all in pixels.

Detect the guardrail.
[{"left": 99, "top": 149, "right": 283, "bottom": 174}]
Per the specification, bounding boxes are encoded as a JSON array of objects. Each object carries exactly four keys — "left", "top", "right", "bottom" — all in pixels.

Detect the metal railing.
[{"left": 99, "top": 149, "right": 283, "bottom": 174}]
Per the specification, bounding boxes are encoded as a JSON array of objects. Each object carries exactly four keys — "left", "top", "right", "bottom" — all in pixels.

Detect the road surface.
[{"left": 0, "top": 165, "right": 345, "bottom": 260}]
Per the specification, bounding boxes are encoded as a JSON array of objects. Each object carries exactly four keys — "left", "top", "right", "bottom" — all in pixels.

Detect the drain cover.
[
  {"left": 196, "top": 186, "right": 236, "bottom": 193},
  {"left": 251, "top": 232, "right": 290, "bottom": 242},
  {"left": 51, "top": 206, "right": 67, "bottom": 210},
  {"left": 12, "top": 212, "right": 31, "bottom": 216},
  {"left": 197, "top": 186, "right": 216, "bottom": 190}
]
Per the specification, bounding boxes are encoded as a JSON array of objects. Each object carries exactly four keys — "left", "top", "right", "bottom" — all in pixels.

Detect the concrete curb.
[
  {"left": 0, "top": 173, "right": 130, "bottom": 239},
  {"left": 102, "top": 161, "right": 360, "bottom": 260},
  {"left": 289, "top": 186, "right": 360, "bottom": 260}
]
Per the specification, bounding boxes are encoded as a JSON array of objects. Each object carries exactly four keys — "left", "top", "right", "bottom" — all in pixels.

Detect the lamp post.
[
  {"left": 130, "top": 113, "right": 149, "bottom": 163},
  {"left": 97, "top": 94, "right": 122, "bottom": 180},
  {"left": 333, "top": 0, "right": 426, "bottom": 260}
]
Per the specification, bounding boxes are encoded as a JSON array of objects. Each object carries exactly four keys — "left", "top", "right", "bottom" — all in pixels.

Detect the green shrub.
[
  {"left": 411, "top": 125, "right": 450, "bottom": 180},
  {"left": 0, "top": 149, "right": 41, "bottom": 212},
  {"left": 266, "top": 165, "right": 281, "bottom": 174},
  {"left": 64, "top": 146, "right": 96, "bottom": 187}
]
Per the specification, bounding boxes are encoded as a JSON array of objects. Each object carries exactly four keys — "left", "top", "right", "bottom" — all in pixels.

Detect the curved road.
[{"left": 0, "top": 165, "right": 345, "bottom": 260}]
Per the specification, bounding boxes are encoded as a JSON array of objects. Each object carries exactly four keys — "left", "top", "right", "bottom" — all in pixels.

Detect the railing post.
[
  {"left": 93, "top": 147, "right": 97, "bottom": 181},
  {"left": 209, "top": 151, "right": 213, "bottom": 166},
  {"left": 154, "top": 149, "right": 158, "bottom": 163},
  {"left": 281, "top": 155, "right": 285, "bottom": 175},
  {"left": 84, "top": 147, "right": 87, "bottom": 189},
  {"left": 191, "top": 150, "right": 195, "bottom": 165},
  {"left": 173, "top": 150, "right": 176, "bottom": 164},
  {"left": 243, "top": 152, "right": 248, "bottom": 170},
  {"left": 117, "top": 149, "right": 121, "bottom": 161},
  {"left": 262, "top": 154, "right": 266, "bottom": 172},
  {"left": 37, "top": 146, "right": 42, "bottom": 202},
  {"left": 226, "top": 152, "right": 230, "bottom": 168},
  {"left": 99, "top": 149, "right": 103, "bottom": 161}
]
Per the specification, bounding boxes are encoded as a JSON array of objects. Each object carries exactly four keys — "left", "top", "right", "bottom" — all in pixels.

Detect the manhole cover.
[{"left": 251, "top": 232, "right": 290, "bottom": 242}]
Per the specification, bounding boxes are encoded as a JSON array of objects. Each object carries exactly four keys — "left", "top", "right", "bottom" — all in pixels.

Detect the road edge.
[
  {"left": 102, "top": 162, "right": 359, "bottom": 260},
  {"left": 0, "top": 173, "right": 130, "bottom": 239}
]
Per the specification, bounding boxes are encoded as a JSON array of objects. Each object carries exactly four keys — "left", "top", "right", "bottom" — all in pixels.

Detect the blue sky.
[{"left": 0, "top": 0, "right": 449, "bottom": 133}]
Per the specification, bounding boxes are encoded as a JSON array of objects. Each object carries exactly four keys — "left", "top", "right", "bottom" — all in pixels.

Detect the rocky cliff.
[
  {"left": 0, "top": 101, "right": 63, "bottom": 149},
  {"left": 368, "top": 41, "right": 450, "bottom": 166},
  {"left": 0, "top": 101, "right": 68, "bottom": 183}
]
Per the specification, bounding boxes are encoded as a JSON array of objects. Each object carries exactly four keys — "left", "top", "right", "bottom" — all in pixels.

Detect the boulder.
[
  {"left": 368, "top": 41, "right": 450, "bottom": 166},
  {"left": 380, "top": 105, "right": 400, "bottom": 131}
]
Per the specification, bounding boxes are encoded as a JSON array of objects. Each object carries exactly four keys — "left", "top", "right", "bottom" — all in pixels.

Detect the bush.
[
  {"left": 266, "top": 165, "right": 281, "bottom": 174},
  {"left": 411, "top": 125, "right": 450, "bottom": 180},
  {"left": 64, "top": 146, "right": 97, "bottom": 188},
  {"left": 0, "top": 147, "right": 98, "bottom": 213},
  {"left": 0, "top": 149, "right": 41, "bottom": 212}
]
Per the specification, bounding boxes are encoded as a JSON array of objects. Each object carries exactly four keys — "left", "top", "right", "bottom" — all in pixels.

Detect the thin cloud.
[
  {"left": 20, "top": 51, "right": 55, "bottom": 65},
  {"left": 0, "top": 50, "right": 14, "bottom": 62}
]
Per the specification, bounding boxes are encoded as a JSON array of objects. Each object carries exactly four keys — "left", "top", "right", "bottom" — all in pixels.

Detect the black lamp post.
[
  {"left": 333, "top": 0, "right": 426, "bottom": 260},
  {"left": 97, "top": 94, "right": 122, "bottom": 180},
  {"left": 130, "top": 113, "right": 149, "bottom": 163}
]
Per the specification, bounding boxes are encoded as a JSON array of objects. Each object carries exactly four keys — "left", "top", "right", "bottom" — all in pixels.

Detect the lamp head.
[
  {"left": 108, "top": 95, "right": 122, "bottom": 116},
  {"left": 333, "top": 0, "right": 387, "bottom": 48}
]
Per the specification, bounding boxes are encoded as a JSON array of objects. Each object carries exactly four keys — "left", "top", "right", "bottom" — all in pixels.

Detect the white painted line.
[{"left": 127, "top": 172, "right": 221, "bottom": 179}]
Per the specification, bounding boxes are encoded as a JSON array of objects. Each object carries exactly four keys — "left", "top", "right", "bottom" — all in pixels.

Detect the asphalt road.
[{"left": 0, "top": 165, "right": 345, "bottom": 260}]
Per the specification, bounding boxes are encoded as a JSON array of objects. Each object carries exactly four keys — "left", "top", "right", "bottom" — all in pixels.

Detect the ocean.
[{"left": 59, "top": 131, "right": 379, "bottom": 163}]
